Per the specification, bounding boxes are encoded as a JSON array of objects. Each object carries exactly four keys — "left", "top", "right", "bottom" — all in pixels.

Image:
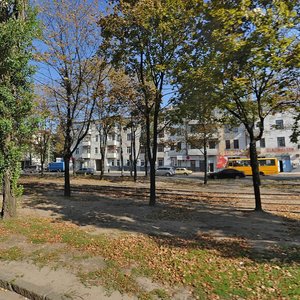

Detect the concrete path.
[
  {"left": 0, "top": 261, "right": 135, "bottom": 300},
  {"left": 0, "top": 287, "right": 28, "bottom": 300}
]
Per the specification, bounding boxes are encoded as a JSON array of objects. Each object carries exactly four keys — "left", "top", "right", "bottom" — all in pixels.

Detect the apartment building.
[
  {"left": 72, "top": 122, "right": 141, "bottom": 172},
  {"left": 255, "top": 112, "right": 300, "bottom": 171},
  {"left": 72, "top": 112, "right": 300, "bottom": 173},
  {"left": 220, "top": 112, "right": 300, "bottom": 172}
]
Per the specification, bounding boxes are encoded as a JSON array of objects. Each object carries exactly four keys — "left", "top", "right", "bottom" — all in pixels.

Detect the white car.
[
  {"left": 175, "top": 167, "right": 193, "bottom": 176},
  {"left": 155, "top": 166, "right": 175, "bottom": 176}
]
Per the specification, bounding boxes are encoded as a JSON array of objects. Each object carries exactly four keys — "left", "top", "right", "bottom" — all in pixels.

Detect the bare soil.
[
  {"left": 18, "top": 176, "right": 300, "bottom": 251},
  {"left": 0, "top": 175, "right": 299, "bottom": 299}
]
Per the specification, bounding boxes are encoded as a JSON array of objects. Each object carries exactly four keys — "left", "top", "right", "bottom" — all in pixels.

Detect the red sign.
[{"left": 217, "top": 156, "right": 228, "bottom": 169}]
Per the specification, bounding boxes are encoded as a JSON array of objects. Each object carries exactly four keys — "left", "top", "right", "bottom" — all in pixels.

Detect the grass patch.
[
  {"left": 29, "top": 249, "right": 64, "bottom": 268},
  {"left": 0, "top": 217, "right": 299, "bottom": 299},
  {"left": 0, "top": 246, "right": 24, "bottom": 261}
]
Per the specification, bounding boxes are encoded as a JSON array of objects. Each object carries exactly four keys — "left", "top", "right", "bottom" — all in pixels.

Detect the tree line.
[{"left": 1, "top": 0, "right": 299, "bottom": 218}]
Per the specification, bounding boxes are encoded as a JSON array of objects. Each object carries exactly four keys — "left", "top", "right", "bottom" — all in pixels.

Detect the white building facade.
[
  {"left": 72, "top": 122, "right": 142, "bottom": 172},
  {"left": 72, "top": 112, "right": 300, "bottom": 173}
]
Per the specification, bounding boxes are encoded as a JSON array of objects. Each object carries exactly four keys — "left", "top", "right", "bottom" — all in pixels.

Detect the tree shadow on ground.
[{"left": 21, "top": 181, "right": 300, "bottom": 263}]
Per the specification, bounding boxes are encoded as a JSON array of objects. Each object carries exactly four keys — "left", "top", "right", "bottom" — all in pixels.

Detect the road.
[{"left": 22, "top": 170, "right": 300, "bottom": 182}]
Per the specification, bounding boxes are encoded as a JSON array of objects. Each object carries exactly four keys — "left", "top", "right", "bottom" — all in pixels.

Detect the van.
[{"left": 48, "top": 161, "right": 65, "bottom": 172}]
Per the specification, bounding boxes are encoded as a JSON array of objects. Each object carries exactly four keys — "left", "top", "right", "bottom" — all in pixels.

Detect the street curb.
[{"left": 0, "top": 272, "right": 62, "bottom": 300}]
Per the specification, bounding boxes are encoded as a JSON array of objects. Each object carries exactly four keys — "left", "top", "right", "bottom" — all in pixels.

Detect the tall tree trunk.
[
  {"left": 203, "top": 138, "right": 208, "bottom": 185},
  {"left": 120, "top": 129, "right": 124, "bottom": 176},
  {"left": 133, "top": 129, "right": 137, "bottom": 182},
  {"left": 41, "top": 160, "right": 44, "bottom": 176},
  {"left": 1, "top": 171, "right": 17, "bottom": 219},
  {"left": 146, "top": 113, "right": 157, "bottom": 206},
  {"left": 100, "top": 151, "right": 105, "bottom": 180},
  {"left": 64, "top": 156, "right": 71, "bottom": 197},
  {"left": 149, "top": 158, "right": 156, "bottom": 206},
  {"left": 144, "top": 150, "right": 148, "bottom": 177},
  {"left": 148, "top": 99, "right": 159, "bottom": 206},
  {"left": 130, "top": 125, "right": 133, "bottom": 177},
  {"left": 249, "top": 139, "right": 262, "bottom": 211}
]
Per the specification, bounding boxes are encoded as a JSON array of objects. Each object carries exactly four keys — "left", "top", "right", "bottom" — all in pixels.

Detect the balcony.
[
  {"left": 107, "top": 140, "right": 119, "bottom": 147},
  {"left": 107, "top": 152, "right": 117, "bottom": 159},
  {"left": 81, "top": 153, "right": 91, "bottom": 159},
  {"left": 82, "top": 140, "right": 91, "bottom": 146},
  {"left": 157, "top": 152, "right": 165, "bottom": 158}
]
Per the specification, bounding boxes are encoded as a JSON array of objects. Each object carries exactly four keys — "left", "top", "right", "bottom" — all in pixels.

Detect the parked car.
[
  {"left": 75, "top": 167, "right": 95, "bottom": 175},
  {"left": 155, "top": 166, "right": 175, "bottom": 176},
  {"left": 23, "top": 165, "right": 41, "bottom": 173},
  {"left": 209, "top": 169, "right": 245, "bottom": 179},
  {"left": 175, "top": 167, "right": 193, "bottom": 176}
]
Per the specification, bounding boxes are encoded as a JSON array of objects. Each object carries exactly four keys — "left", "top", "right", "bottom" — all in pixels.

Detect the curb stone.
[{"left": 0, "top": 272, "right": 62, "bottom": 300}]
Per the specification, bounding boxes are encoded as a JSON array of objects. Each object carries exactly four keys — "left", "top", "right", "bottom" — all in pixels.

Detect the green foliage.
[
  {"left": 0, "top": 1, "right": 39, "bottom": 202},
  {"left": 201, "top": 0, "right": 299, "bottom": 135}
]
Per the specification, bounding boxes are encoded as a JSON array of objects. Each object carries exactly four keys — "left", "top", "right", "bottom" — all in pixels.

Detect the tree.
[
  {"left": 290, "top": 79, "right": 300, "bottom": 143},
  {"left": 32, "top": 96, "right": 55, "bottom": 175},
  {"left": 100, "top": 0, "right": 199, "bottom": 205},
  {"left": 199, "top": 0, "right": 299, "bottom": 210},
  {"left": 107, "top": 70, "right": 145, "bottom": 180},
  {"left": 38, "top": 0, "right": 106, "bottom": 196},
  {"left": 0, "top": 0, "right": 38, "bottom": 218},
  {"left": 175, "top": 71, "right": 220, "bottom": 184}
]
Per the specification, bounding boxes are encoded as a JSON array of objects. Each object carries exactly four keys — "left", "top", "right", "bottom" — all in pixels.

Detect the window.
[
  {"left": 127, "top": 147, "right": 131, "bottom": 154},
  {"left": 225, "top": 140, "right": 231, "bottom": 149},
  {"left": 95, "top": 147, "right": 98, "bottom": 154},
  {"left": 177, "top": 142, "right": 182, "bottom": 150},
  {"left": 140, "top": 147, "right": 145, "bottom": 153},
  {"left": 117, "top": 160, "right": 120, "bottom": 166},
  {"left": 190, "top": 125, "right": 197, "bottom": 133},
  {"left": 260, "top": 138, "right": 265, "bottom": 148},
  {"left": 158, "top": 131, "right": 164, "bottom": 138},
  {"left": 157, "top": 144, "right": 164, "bottom": 152},
  {"left": 75, "top": 148, "right": 79, "bottom": 154},
  {"left": 87, "top": 147, "right": 91, "bottom": 154},
  {"left": 225, "top": 125, "right": 238, "bottom": 133},
  {"left": 127, "top": 133, "right": 132, "bottom": 141},
  {"left": 209, "top": 141, "right": 216, "bottom": 149},
  {"left": 176, "top": 128, "right": 183, "bottom": 136},
  {"left": 141, "top": 160, "right": 145, "bottom": 166},
  {"left": 158, "top": 159, "right": 164, "bottom": 166},
  {"left": 126, "top": 160, "right": 130, "bottom": 166},
  {"left": 259, "top": 159, "right": 275, "bottom": 166},
  {"left": 95, "top": 135, "right": 98, "bottom": 142},
  {"left": 233, "top": 139, "right": 239, "bottom": 149},
  {"left": 275, "top": 120, "right": 284, "bottom": 129},
  {"left": 277, "top": 137, "right": 285, "bottom": 147},
  {"left": 111, "top": 160, "right": 115, "bottom": 166}
]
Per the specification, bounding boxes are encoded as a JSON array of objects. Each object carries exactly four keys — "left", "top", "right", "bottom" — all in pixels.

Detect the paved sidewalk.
[
  {"left": 0, "top": 288, "right": 28, "bottom": 300},
  {"left": 0, "top": 261, "right": 135, "bottom": 300}
]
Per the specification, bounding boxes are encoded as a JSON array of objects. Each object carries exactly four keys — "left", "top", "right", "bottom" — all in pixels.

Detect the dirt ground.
[
  {"left": 18, "top": 176, "right": 300, "bottom": 251},
  {"left": 0, "top": 175, "right": 299, "bottom": 299}
]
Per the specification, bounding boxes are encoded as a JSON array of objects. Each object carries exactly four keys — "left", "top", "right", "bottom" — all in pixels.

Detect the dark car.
[
  {"left": 209, "top": 168, "right": 245, "bottom": 179},
  {"left": 75, "top": 167, "right": 95, "bottom": 175}
]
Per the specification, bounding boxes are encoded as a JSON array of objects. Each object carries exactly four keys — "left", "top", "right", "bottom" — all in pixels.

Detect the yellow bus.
[{"left": 226, "top": 158, "right": 279, "bottom": 175}]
